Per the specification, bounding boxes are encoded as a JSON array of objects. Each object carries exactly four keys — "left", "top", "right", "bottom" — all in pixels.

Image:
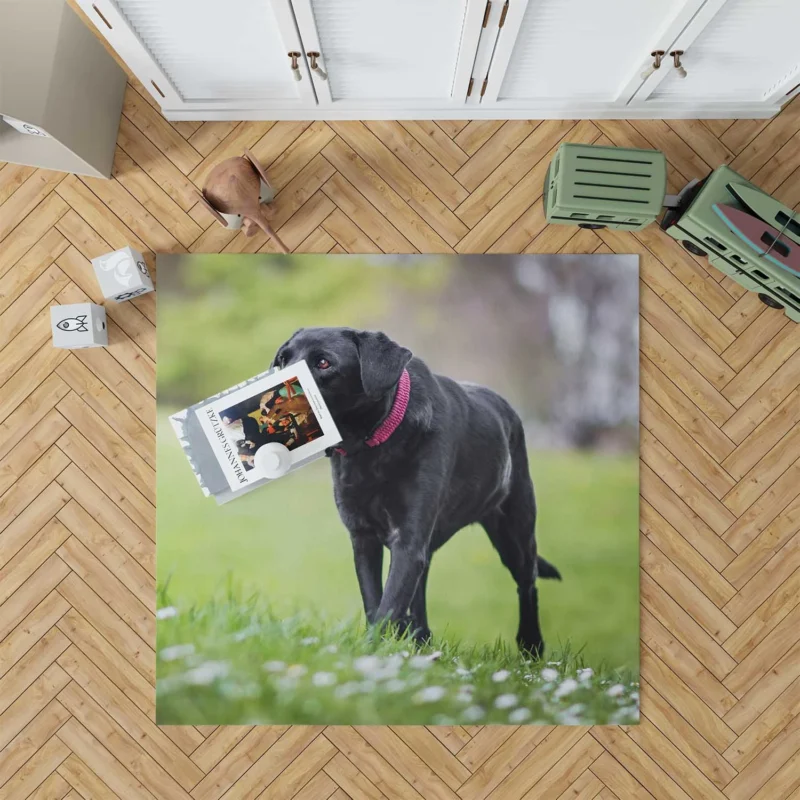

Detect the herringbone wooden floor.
[{"left": 2, "top": 66, "right": 800, "bottom": 798}]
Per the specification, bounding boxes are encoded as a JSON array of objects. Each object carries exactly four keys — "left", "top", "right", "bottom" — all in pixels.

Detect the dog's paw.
[
  {"left": 517, "top": 635, "right": 545, "bottom": 660},
  {"left": 410, "top": 625, "right": 432, "bottom": 645}
]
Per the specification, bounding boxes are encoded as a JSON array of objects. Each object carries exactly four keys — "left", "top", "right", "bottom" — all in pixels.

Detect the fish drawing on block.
[
  {"left": 57, "top": 315, "right": 89, "bottom": 332},
  {"left": 712, "top": 204, "right": 800, "bottom": 276}
]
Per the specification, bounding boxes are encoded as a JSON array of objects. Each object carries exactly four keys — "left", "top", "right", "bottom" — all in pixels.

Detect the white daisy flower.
[
  {"left": 540, "top": 668, "right": 559, "bottom": 682},
  {"left": 492, "top": 670, "right": 511, "bottom": 683},
  {"left": 312, "top": 672, "right": 337, "bottom": 687},
  {"left": 220, "top": 680, "right": 259, "bottom": 699},
  {"left": 413, "top": 686, "right": 446, "bottom": 704},
  {"left": 232, "top": 624, "right": 259, "bottom": 642},
  {"left": 263, "top": 660, "right": 286, "bottom": 673},
  {"left": 275, "top": 676, "right": 298, "bottom": 692},
  {"left": 462, "top": 705, "right": 485, "bottom": 722},
  {"left": 455, "top": 684, "right": 474, "bottom": 703},
  {"left": 159, "top": 644, "right": 195, "bottom": 661},
  {"left": 300, "top": 636, "right": 319, "bottom": 646},
  {"left": 554, "top": 678, "right": 578, "bottom": 699},
  {"left": 607, "top": 684, "right": 625, "bottom": 697},
  {"left": 184, "top": 661, "right": 229, "bottom": 685},
  {"left": 385, "top": 679, "right": 407, "bottom": 693},
  {"left": 364, "top": 654, "right": 403, "bottom": 681},
  {"left": 577, "top": 668, "right": 594, "bottom": 682},
  {"left": 322, "top": 644, "right": 338, "bottom": 654},
  {"left": 455, "top": 667, "right": 472, "bottom": 678},
  {"left": 354, "top": 655, "right": 381, "bottom": 674},
  {"left": 286, "top": 664, "right": 307, "bottom": 678},
  {"left": 409, "top": 655, "right": 433, "bottom": 670},
  {"left": 156, "top": 606, "right": 178, "bottom": 620},
  {"left": 610, "top": 707, "right": 639, "bottom": 724},
  {"left": 508, "top": 707, "right": 532, "bottom": 723},
  {"left": 494, "top": 693, "right": 518, "bottom": 709},
  {"left": 556, "top": 708, "right": 585, "bottom": 725}
]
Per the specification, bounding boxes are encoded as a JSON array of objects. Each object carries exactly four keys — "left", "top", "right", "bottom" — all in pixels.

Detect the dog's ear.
[
  {"left": 271, "top": 329, "right": 304, "bottom": 369},
  {"left": 355, "top": 331, "right": 412, "bottom": 399}
]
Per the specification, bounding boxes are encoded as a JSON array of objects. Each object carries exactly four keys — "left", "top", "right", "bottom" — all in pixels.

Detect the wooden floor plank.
[
  {"left": 399, "top": 121, "right": 469, "bottom": 175},
  {"left": 329, "top": 121, "right": 468, "bottom": 247},
  {"left": 322, "top": 137, "right": 450, "bottom": 253}
]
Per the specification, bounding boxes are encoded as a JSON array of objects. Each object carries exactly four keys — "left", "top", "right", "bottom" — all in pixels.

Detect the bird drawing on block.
[{"left": 197, "top": 148, "right": 289, "bottom": 254}]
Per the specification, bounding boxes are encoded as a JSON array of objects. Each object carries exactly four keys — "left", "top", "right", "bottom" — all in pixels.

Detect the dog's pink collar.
[{"left": 335, "top": 369, "right": 410, "bottom": 455}]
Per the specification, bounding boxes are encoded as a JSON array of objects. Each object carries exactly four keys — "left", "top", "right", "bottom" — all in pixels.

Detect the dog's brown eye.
[{"left": 316, "top": 358, "right": 331, "bottom": 370}]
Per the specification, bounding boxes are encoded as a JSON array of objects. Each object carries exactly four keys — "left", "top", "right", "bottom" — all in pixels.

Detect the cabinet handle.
[
  {"left": 307, "top": 52, "right": 328, "bottom": 81},
  {"left": 641, "top": 50, "right": 665, "bottom": 80},
  {"left": 92, "top": 4, "right": 113, "bottom": 29},
  {"left": 670, "top": 50, "right": 687, "bottom": 79},
  {"left": 288, "top": 52, "right": 302, "bottom": 81}
]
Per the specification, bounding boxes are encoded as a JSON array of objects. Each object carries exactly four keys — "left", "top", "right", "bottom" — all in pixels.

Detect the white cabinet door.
[
  {"left": 289, "top": 0, "right": 486, "bottom": 110},
  {"left": 478, "top": 0, "right": 707, "bottom": 111},
  {"left": 76, "top": 0, "right": 316, "bottom": 113},
  {"left": 633, "top": 0, "right": 800, "bottom": 108}
]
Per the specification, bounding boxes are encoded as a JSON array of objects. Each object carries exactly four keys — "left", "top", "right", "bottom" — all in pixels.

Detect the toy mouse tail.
[{"left": 254, "top": 213, "right": 290, "bottom": 254}]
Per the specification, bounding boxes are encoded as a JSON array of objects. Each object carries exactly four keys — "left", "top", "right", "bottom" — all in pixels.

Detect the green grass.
[
  {"left": 157, "top": 415, "right": 639, "bottom": 723},
  {"left": 156, "top": 597, "right": 639, "bottom": 726}
]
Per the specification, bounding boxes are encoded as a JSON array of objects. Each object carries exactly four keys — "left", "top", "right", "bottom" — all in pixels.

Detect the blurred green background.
[{"left": 157, "top": 254, "right": 640, "bottom": 670}]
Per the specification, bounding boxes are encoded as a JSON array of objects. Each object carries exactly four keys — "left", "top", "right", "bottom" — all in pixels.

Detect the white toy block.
[
  {"left": 91, "top": 246, "right": 154, "bottom": 302},
  {"left": 51, "top": 303, "right": 107, "bottom": 349}
]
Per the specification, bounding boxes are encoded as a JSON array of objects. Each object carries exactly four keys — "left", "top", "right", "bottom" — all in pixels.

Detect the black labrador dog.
[{"left": 272, "top": 327, "right": 561, "bottom": 656}]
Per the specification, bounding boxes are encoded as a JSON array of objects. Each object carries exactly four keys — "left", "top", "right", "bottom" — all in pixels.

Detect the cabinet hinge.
[
  {"left": 482, "top": 0, "right": 492, "bottom": 27},
  {"left": 480, "top": 77, "right": 488, "bottom": 97},
  {"left": 467, "top": 77, "right": 474, "bottom": 97},
  {"left": 499, "top": 1, "right": 509, "bottom": 27}
]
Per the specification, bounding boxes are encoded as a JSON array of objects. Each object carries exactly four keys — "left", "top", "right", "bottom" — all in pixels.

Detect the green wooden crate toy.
[
  {"left": 544, "top": 143, "right": 800, "bottom": 322},
  {"left": 543, "top": 143, "right": 667, "bottom": 231}
]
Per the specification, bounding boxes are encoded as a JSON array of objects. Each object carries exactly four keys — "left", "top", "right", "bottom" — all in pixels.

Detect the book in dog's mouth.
[{"left": 169, "top": 360, "right": 341, "bottom": 504}]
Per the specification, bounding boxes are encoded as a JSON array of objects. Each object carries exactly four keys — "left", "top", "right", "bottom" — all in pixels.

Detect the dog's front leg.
[
  {"left": 350, "top": 534, "right": 383, "bottom": 624},
  {"left": 375, "top": 540, "right": 429, "bottom": 630}
]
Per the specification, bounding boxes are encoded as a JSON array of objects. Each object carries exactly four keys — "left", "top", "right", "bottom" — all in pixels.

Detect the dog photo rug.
[{"left": 156, "top": 253, "right": 640, "bottom": 725}]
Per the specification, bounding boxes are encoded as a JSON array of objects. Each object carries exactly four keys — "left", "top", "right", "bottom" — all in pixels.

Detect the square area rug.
[{"left": 156, "top": 253, "right": 640, "bottom": 726}]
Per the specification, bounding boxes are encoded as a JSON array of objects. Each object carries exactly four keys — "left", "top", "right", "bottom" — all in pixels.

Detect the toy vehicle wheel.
[
  {"left": 578, "top": 223, "right": 606, "bottom": 229},
  {"left": 682, "top": 240, "right": 707, "bottom": 257},
  {"left": 758, "top": 293, "right": 784, "bottom": 310}
]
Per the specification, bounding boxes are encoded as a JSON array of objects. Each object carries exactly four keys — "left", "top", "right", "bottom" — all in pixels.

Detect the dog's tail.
[{"left": 537, "top": 555, "right": 562, "bottom": 581}]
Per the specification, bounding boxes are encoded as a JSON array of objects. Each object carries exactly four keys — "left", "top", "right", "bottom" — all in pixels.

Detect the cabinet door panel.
[
  {"left": 646, "top": 0, "right": 800, "bottom": 104},
  {"left": 292, "top": 0, "right": 484, "bottom": 107},
  {"left": 489, "top": 0, "right": 697, "bottom": 103},
  {"left": 482, "top": 0, "right": 705, "bottom": 107},
  {"left": 76, "top": 0, "right": 315, "bottom": 110}
]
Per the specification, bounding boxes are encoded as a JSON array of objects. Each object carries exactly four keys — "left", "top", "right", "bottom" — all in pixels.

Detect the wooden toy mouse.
[{"left": 197, "top": 149, "right": 289, "bottom": 253}]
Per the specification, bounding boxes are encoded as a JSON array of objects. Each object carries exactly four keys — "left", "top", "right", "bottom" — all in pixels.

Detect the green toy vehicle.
[
  {"left": 544, "top": 143, "right": 800, "bottom": 322},
  {"left": 659, "top": 165, "right": 800, "bottom": 322}
]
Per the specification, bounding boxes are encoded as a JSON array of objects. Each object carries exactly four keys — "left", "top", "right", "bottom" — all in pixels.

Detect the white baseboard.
[{"left": 163, "top": 103, "right": 779, "bottom": 122}]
